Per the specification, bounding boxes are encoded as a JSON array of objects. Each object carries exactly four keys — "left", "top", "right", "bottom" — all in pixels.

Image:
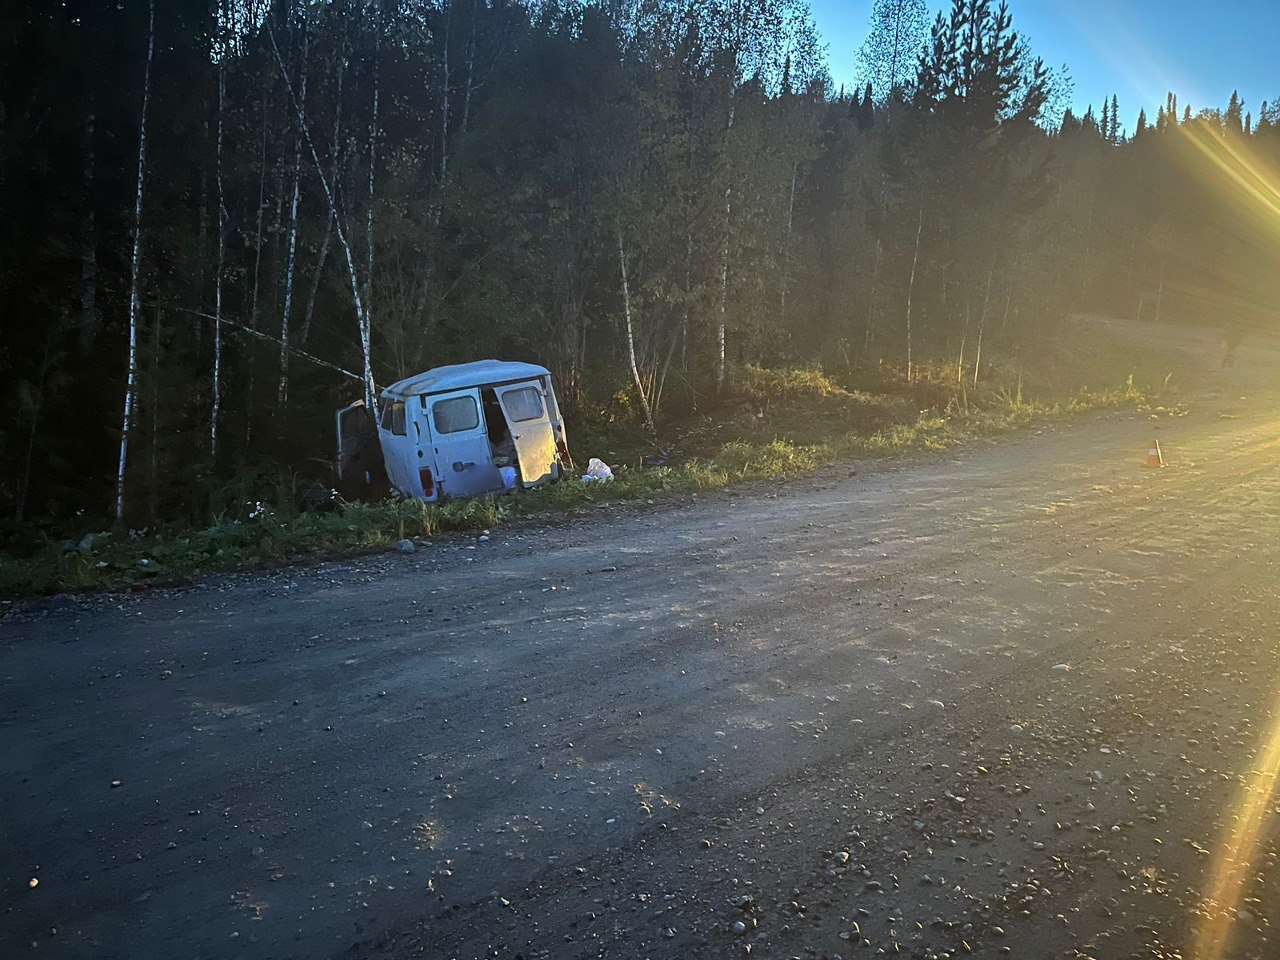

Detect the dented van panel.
[{"left": 340, "top": 360, "right": 571, "bottom": 503}]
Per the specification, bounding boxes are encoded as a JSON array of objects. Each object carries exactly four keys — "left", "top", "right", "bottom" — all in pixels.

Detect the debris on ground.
[{"left": 581, "top": 458, "right": 615, "bottom": 482}]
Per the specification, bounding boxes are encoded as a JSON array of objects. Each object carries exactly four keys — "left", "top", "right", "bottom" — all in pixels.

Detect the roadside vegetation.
[
  {"left": 6, "top": 0, "right": 1271, "bottom": 551},
  {"left": 0, "top": 354, "right": 1163, "bottom": 600}
]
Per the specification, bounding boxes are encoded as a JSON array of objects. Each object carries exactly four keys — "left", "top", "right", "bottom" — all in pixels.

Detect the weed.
[{"left": 0, "top": 368, "right": 1150, "bottom": 601}]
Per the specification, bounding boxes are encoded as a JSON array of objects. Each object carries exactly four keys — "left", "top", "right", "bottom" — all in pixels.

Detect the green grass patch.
[{"left": 0, "top": 367, "right": 1155, "bottom": 601}]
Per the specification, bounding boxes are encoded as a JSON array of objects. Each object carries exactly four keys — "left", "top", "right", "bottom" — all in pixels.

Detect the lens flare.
[
  {"left": 1175, "top": 120, "right": 1280, "bottom": 241},
  {"left": 1167, "top": 121, "right": 1280, "bottom": 960},
  {"left": 1192, "top": 686, "right": 1280, "bottom": 959}
]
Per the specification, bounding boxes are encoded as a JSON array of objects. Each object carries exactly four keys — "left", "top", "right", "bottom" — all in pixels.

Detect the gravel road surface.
[{"left": 4, "top": 323, "right": 1280, "bottom": 960}]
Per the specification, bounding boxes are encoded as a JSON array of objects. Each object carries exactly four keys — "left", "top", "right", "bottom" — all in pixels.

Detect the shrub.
[{"left": 732, "top": 364, "right": 849, "bottom": 402}]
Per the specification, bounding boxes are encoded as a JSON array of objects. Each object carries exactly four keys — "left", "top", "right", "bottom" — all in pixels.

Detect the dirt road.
[{"left": 4, "top": 323, "right": 1280, "bottom": 960}]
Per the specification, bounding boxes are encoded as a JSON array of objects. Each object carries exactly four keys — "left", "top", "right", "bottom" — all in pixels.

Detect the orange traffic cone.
[{"left": 1144, "top": 439, "right": 1165, "bottom": 468}]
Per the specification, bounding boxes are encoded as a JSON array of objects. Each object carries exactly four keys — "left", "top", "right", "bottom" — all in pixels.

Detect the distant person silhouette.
[{"left": 1221, "top": 329, "right": 1242, "bottom": 369}]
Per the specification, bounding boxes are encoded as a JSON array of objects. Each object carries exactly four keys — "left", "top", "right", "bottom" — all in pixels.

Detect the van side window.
[
  {"left": 433, "top": 395, "right": 479, "bottom": 433},
  {"left": 501, "top": 386, "right": 544, "bottom": 422},
  {"left": 383, "top": 400, "right": 407, "bottom": 436}
]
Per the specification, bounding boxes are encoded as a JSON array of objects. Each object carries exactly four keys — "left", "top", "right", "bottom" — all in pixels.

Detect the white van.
[{"left": 338, "top": 360, "right": 571, "bottom": 502}]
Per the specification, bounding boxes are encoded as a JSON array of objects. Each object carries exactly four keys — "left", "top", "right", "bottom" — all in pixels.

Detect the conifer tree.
[
  {"left": 4, "top": 0, "right": 1280, "bottom": 529},
  {"left": 1226, "top": 90, "right": 1243, "bottom": 134}
]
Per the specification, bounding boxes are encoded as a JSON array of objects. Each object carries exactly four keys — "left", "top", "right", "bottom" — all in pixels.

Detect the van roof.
[{"left": 381, "top": 360, "right": 552, "bottom": 398}]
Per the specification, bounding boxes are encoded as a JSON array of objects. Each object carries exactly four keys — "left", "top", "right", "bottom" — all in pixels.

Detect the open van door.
[
  {"left": 335, "top": 401, "right": 384, "bottom": 498},
  {"left": 497, "top": 381, "right": 558, "bottom": 486}
]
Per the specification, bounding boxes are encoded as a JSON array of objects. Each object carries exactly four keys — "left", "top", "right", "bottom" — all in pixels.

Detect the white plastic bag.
[{"left": 581, "top": 457, "right": 614, "bottom": 482}]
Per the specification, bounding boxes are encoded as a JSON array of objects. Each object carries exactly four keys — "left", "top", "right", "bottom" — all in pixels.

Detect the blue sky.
[{"left": 811, "top": 0, "right": 1280, "bottom": 130}]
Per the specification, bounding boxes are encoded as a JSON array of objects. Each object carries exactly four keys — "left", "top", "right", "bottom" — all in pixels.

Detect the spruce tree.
[{"left": 1226, "top": 90, "right": 1243, "bottom": 134}]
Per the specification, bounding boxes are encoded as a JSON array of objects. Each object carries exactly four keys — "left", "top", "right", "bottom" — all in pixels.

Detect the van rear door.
[
  {"left": 336, "top": 401, "right": 370, "bottom": 484},
  {"left": 426, "top": 388, "right": 505, "bottom": 498},
  {"left": 497, "top": 381, "right": 557, "bottom": 486}
]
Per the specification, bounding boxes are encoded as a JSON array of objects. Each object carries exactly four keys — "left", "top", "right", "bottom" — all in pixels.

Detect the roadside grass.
[{"left": 0, "top": 368, "right": 1156, "bottom": 601}]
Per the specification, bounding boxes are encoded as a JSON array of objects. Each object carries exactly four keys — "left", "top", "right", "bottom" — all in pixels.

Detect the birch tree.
[
  {"left": 857, "top": 0, "right": 929, "bottom": 99},
  {"left": 114, "top": 0, "right": 155, "bottom": 524},
  {"left": 267, "top": 17, "right": 376, "bottom": 411},
  {"left": 362, "top": 3, "right": 381, "bottom": 393},
  {"left": 211, "top": 0, "right": 229, "bottom": 459},
  {"left": 617, "top": 227, "right": 657, "bottom": 436},
  {"left": 7, "top": 0, "right": 1275, "bottom": 531},
  {"left": 277, "top": 5, "right": 310, "bottom": 419}
]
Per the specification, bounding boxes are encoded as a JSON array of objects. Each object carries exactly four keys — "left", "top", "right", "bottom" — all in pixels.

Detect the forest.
[{"left": 3, "top": 0, "right": 1278, "bottom": 533}]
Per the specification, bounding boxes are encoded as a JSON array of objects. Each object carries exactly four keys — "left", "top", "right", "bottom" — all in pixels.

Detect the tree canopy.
[{"left": 2, "top": 0, "right": 1277, "bottom": 528}]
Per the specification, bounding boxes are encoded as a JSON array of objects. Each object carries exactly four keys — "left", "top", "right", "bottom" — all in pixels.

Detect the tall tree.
[
  {"left": 857, "top": 0, "right": 930, "bottom": 99},
  {"left": 114, "top": 0, "right": 156, "bottom": 524},
  {"left": 1226, "top": 89, "right": 1244, "bottom": 135},
  {"left": 211, "top": 0, "right": 229, "bottom": 460},
  {"left": 277, "top": 4, "right": 310, "bottom": 420}
]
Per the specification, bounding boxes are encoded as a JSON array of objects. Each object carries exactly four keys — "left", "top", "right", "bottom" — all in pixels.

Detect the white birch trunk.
[
  {"left": 1155, "top": 259, "right": 1165, "bottom": 324},
  {"left": 972, "top": 265, "right": 993, "bottom": 386},
  {"left": 115, "top": 0, "right": 155, "bottom": 524},
  {"left": 301, "top": 48, "right": 346, "bottom": 346},
  {"left": 439, "top": 8, "right": 451, "bottom": 183},
  {"left": 244, "top": 72, "right": 270, "bottom": 450},
  {"left": 903, "top": 202, "right": 923, "bottom": 382},
  {"left": 717, "top": 93, "right": 736, "bottom": 395},
  {"left": 301, "top": 214, "right": 333, "bottom": 345},
  {"left": 248, "top": 76, "right": 269, "bottom": 333},
  {"left": 361, "top": 10, "right": 381, "bottom": 414},
  {"left": 617, "top": 228, "right": 656, "bottom": 437},
  {"left": 972, "top": 319, "right": 984, "bottom": 386},
  {"left": 461, "top": 0, "right": 477, "bottom": 132},
  {"left": 267, "top": 20, "right": 375, "bottom": 411},
  {"left": 277, "top": 11, "right": 309, "bottom": 416},
  {"left": 211, "top": 15, "right": 227, "bottom": 459}
]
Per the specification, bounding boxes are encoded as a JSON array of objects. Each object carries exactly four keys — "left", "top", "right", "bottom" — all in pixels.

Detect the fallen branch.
[{"left": 164, "top": 304, "right": 363, "bottom": 384}]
